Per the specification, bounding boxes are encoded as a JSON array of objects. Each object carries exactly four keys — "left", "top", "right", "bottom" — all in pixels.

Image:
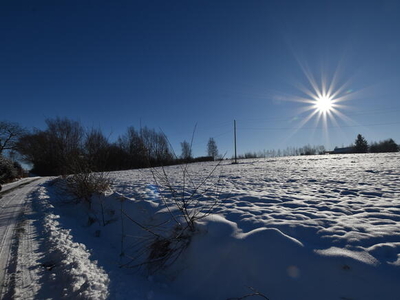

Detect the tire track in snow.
[
  {"left": 17, "top": 206, "right": 40, "bottom": 298},
  {"left": 2, "top": 211, "right": 25, "bottom": 300},
  {"left": 10, "top": 196, "right": 42, "bottom": 300},
  {"left": 0, "top": 190, "right": 27, "bottom": 297},
  {"left": 0, "top": 178, "right": 44, "bottom": 298}
]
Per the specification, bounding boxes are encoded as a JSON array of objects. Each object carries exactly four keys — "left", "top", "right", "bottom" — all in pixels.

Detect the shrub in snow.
[
  {"left": 118, "top": 161, "right": 224, "bottom": 273},
  {"left": 62, "top": 171, "right": 112, "bottom": 207}
]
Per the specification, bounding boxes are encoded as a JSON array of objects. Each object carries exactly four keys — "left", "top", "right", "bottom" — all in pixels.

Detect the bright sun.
[{"left": 315, "top": 95, "right": 333, "bottom": 113}]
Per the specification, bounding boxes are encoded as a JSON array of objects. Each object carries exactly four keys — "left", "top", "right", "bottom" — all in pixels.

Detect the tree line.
[
  {"left": 234, "top": 134, "right": 399, "bottom": 160},
  {"left": 237, "top": 144, "right": 327, "bottom": 159},
  {"left": 0, "top": 118, "right": 220, "bottom": 176},
  {"left": 1, "top": 118, "right": 399, "bottom": 178},
  {"left": 351, "top": 134, "right": 399, "bottom": 153}
]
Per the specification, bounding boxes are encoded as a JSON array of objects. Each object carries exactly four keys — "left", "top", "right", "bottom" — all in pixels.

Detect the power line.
[
  {"left": 239, "top": 121, "right": 400, "bottom": 131},
  {"left": 235, "top": 107, "right": 400, "bottom": 124}
]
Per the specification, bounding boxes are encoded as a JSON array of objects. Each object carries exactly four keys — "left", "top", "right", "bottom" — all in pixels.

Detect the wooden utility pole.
[{"left": 233, "top": 119, "right": 238, "bottom": 164}]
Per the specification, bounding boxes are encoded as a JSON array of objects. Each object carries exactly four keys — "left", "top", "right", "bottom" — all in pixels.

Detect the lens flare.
[
  {"left": 315, "top": 95, "right": 334, "bottom": 113},
  {"left": 276, "top": 58, "right": 366, "bottom": 148}
]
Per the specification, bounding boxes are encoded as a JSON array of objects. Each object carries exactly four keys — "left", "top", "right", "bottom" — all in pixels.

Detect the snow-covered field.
[{"left": 34, "top": 153, "right": 400, "bottom": 299}]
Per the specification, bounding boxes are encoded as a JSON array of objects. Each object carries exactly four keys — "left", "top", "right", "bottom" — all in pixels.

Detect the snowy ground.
[
  {"left": 0, "top": 177, "right": 41, "bottom": 193},
  {"left": 3, "top": 153, "right": 400, "bottom": 299},
  {"left": 0, "top": 177, "right": 45, "bottom": 298},
  {"left": 108, "top": 153, "right": 400, "bottom": 300}
]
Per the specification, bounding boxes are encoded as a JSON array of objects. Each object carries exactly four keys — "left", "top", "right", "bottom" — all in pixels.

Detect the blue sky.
[{"left": 1, "top": 0, "right": 400, "bottom": 157}]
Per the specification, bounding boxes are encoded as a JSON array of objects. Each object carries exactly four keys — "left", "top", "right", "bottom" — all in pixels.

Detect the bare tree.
[
  {"left": 84, "top": 128, "right": 111, "bottom": 171},
  {"left": 16, "top": 117, "right": 84, "bottom": 175},
  {"left": 0, "top": 121, "right": 26, "bottom": 154},
  {"left": 140, "top": 127, "right": 173, "bottom": 165},
  {"left": 45, "top": 117, "right": 85, "bottom": 174},
  {"left": 118, "top": 126, "right": 147, "bottom": 168},
  {"left": 180, "top": 140, "right": 192, "bottom": 161},
  {"left": 207, "top": 137, "right": 219, "bottom": 160}
]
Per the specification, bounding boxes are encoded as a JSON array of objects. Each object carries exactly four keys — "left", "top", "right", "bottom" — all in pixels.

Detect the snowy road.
[{"left": 0, "top": 178, "right": 45, "bottom": 298}]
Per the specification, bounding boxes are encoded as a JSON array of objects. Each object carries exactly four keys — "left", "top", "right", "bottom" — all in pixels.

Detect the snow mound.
[
  {"left": 171, "top": 214, "right": 399, "bottom": 300},
  {"left": 173, "top": 216, "right": 306, "bottom": 299},
  {"left": 315, "top": 246, "right": 379, "bottom": 266},
  {"left": 35, "top": 186, "right": 110, "bottom": 300}
]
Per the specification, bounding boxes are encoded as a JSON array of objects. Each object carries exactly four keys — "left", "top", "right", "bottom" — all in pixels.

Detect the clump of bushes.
[
  {"left": 64, "top": 171, "right": 112, "bottom": 206},
  {"left": 0, "top": 155, "right": 23, "bottom": 183}
]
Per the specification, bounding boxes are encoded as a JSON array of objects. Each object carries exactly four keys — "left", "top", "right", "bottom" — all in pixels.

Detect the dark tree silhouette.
[
  {"left": 117, "top": 126, "right": 173, "bottom": 168},
  {"left": 354, "top": 134, "right": 369, "bottom": 153},
  {"left": 370, "top": 138, "right": 399, "bottom": 153},
  {"left": 117, "top": 126, "right": 147, "bottom": 169},
  {"left": 16, "top": 118, "right": 177, "bottom": 175},
  {"left": 16, "top": 117, "right": 84, "bottom": 175},
  {"left": 0, "top": 121, "right": 26, "bottom": 154},
  {"left": 84, "top": 128, "right": 111, "bottom": 171}
]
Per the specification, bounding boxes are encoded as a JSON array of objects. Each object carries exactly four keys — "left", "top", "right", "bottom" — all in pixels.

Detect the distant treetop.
[{"left": 354, "top": 134, "right": 369, "bottom": 153}]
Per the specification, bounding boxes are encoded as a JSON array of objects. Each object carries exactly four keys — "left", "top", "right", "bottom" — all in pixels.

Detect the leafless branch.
[{"left": 227, "top": 286, "right": 270, "bottom": 300}]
